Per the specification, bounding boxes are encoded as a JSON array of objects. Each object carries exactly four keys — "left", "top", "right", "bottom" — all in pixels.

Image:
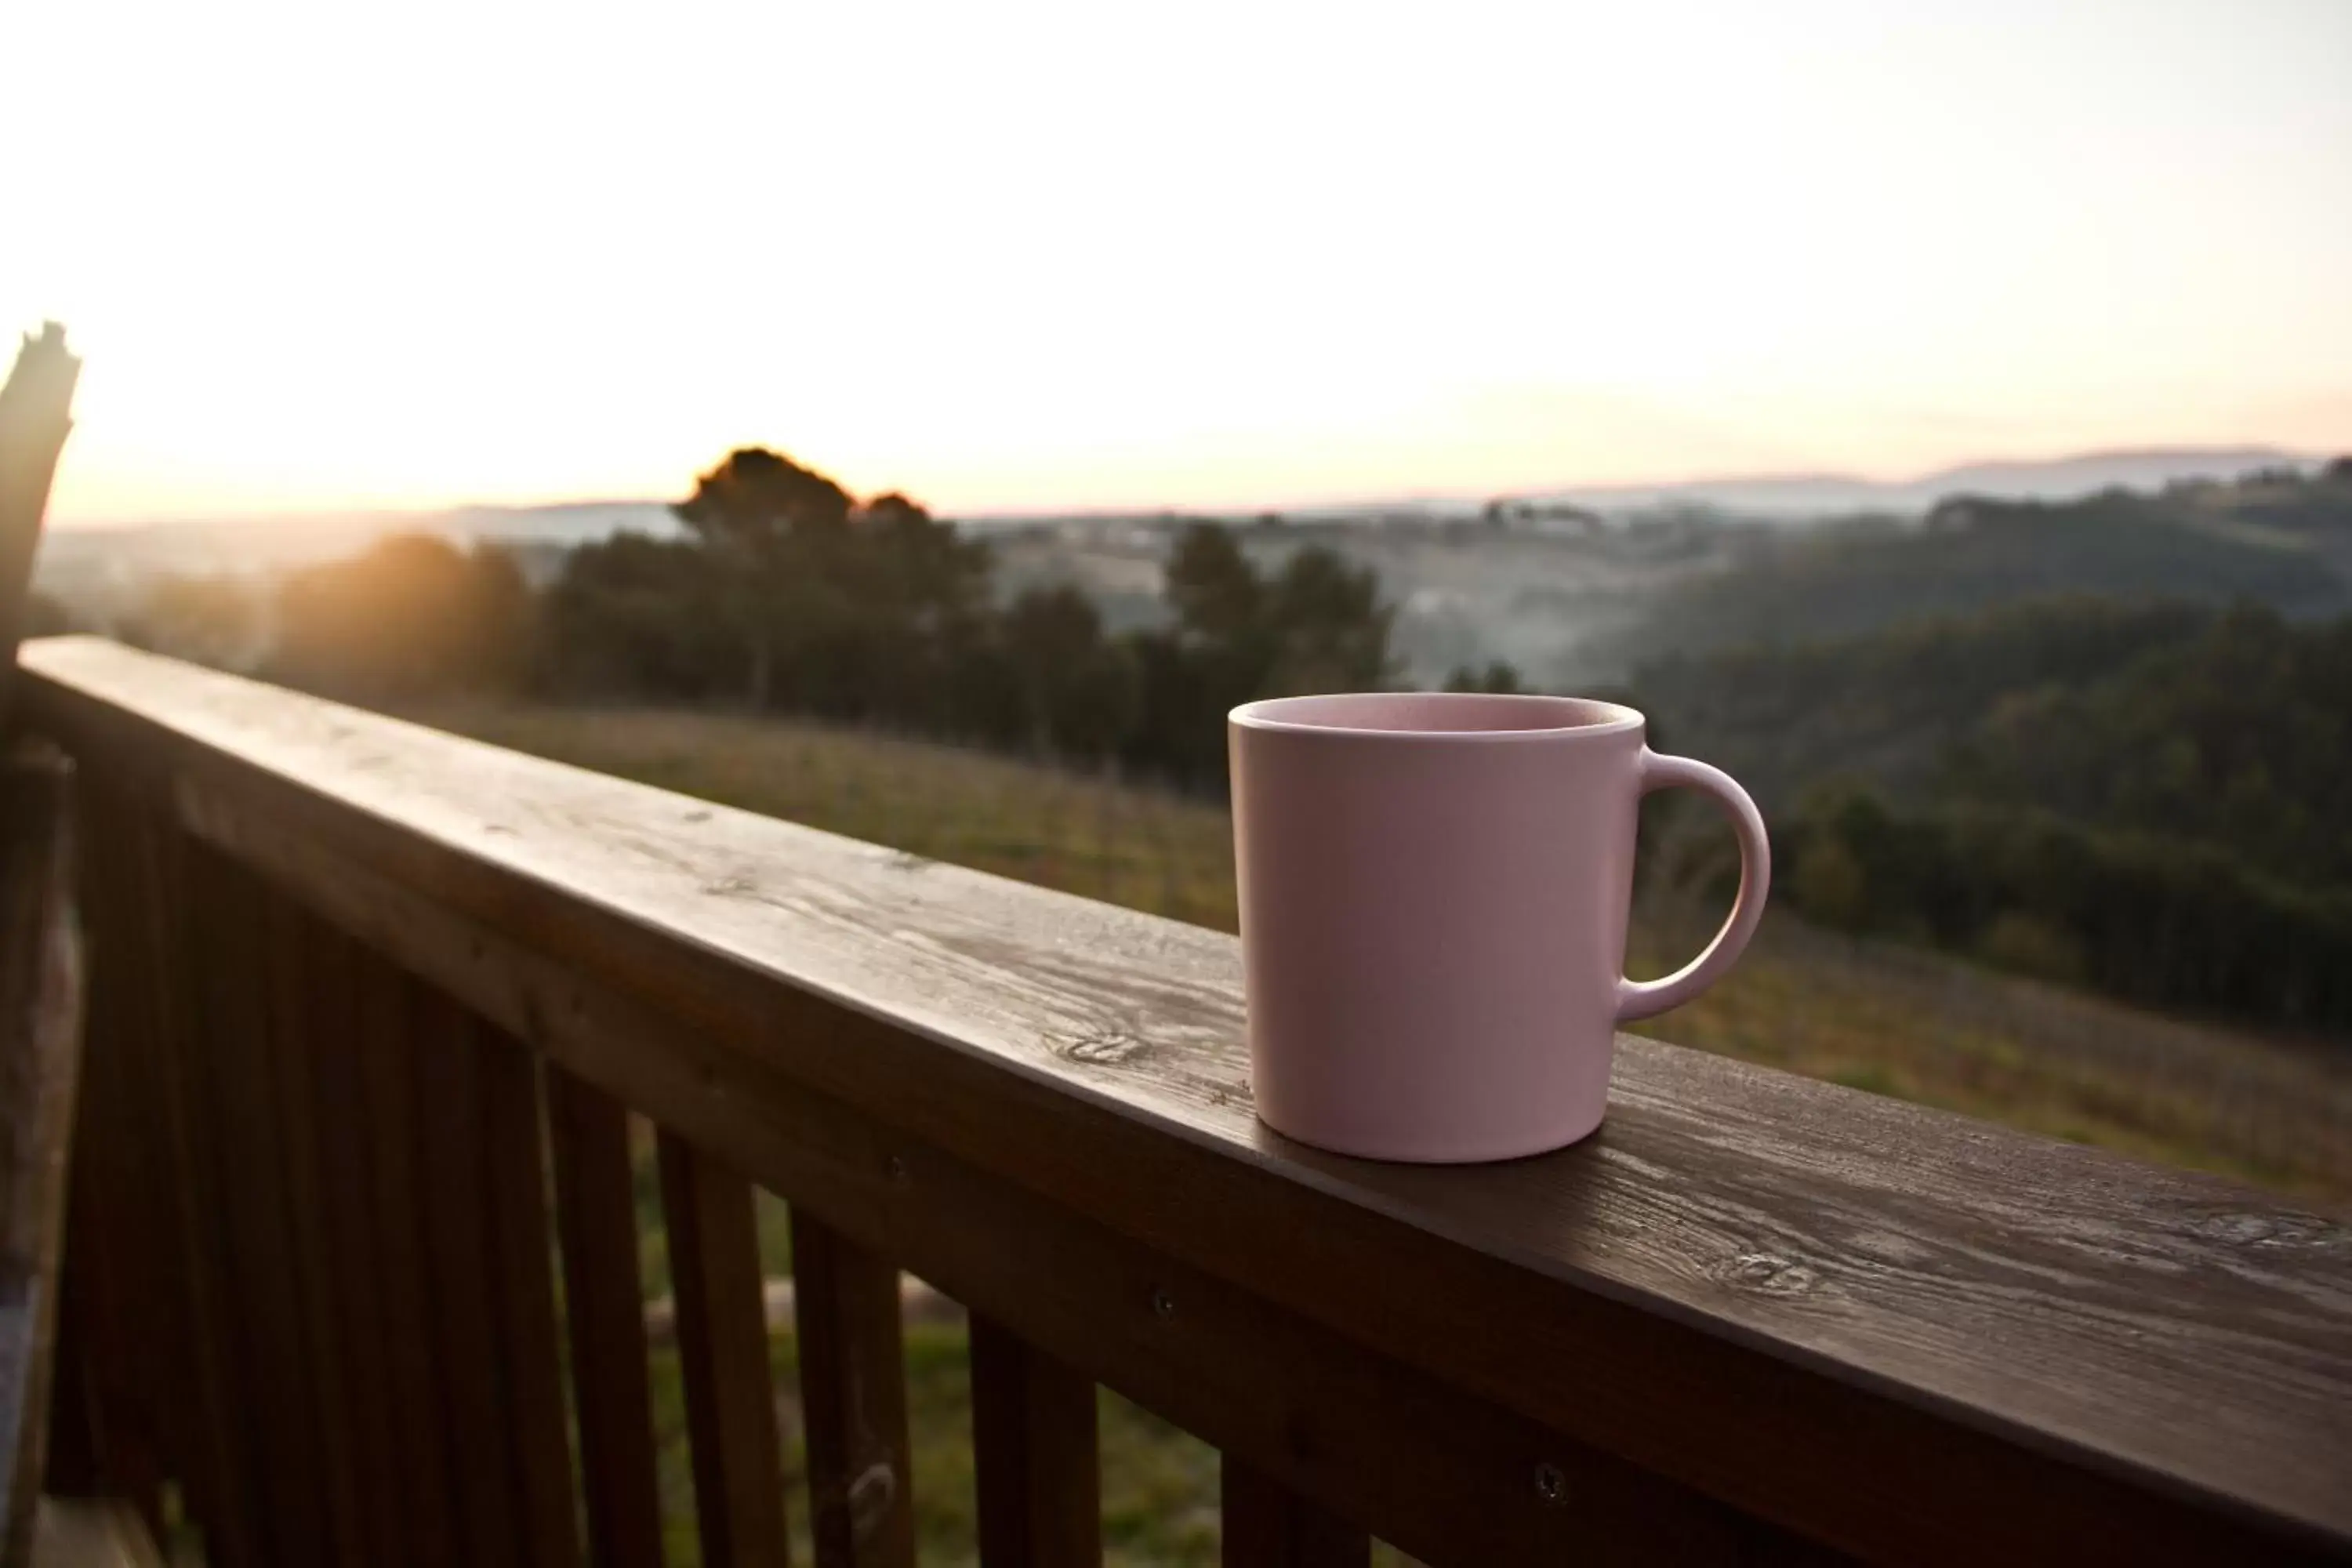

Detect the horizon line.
[{"left": 45, "top": 441, "right": 2334, "bottom": 534}]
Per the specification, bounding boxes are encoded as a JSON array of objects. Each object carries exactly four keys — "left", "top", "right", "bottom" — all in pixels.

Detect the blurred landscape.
[
  {"left": 37, "top": 443, "right": 2332, "bottom": 688},
  {"left": 33, "top": 441, "right": 2352, "bottom": 1207}
]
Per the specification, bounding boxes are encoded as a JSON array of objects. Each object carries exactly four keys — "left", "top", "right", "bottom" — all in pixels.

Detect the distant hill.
[
  {"left": 1632, "top": 594, "right": 2352, "bottom": 1034},
  {"left": 1603, "top": 466, "right": 2352, "bottom": 668},
  {"left": 1521, "top": 446, "right": 2320, "bottom": 521},
  {"left": 1635, "top": 593, "right": 2352, "bottom": 895}
]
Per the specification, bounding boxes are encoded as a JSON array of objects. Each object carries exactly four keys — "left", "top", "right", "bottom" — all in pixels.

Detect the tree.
[
  {"left": 837, "top": 491, "right": 996, "bottom": 727},
  {"left": 1000, "top": 586, "right": 1137, "bottom": 758},
  {"left": 540, "top": 533, "right": 736, "bottom": 698},
  {"left": 1164, "top": 524, "right": 1263, "bottom": 647},
  {"left": 548, "top": 459, "right": 1403, "bottom": 792},
  {"left": 675, "top": 446, "right": 855, "bottom": 554},
  {"left": 1123, "top": 527, "right": 1398, "bottom": 787},
  {"left": 1263, "top": 546, "right": 1392, "bottom": 695},
  {"left": 662, "top": 452, "right": 994, "bottom": 720},
  {"left": 673, "top": 447, "right": 855, "bottom": 706}
]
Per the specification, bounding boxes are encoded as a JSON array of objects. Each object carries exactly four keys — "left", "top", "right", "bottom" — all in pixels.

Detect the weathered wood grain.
[
  {"left": 546, "top": 1067, "right": 665, "bottom": 1568},
  {"left": 970, "top": 1316, "right": 1099, "bottom": 1568},
  {"left": 790, "top": 1211, "right": 916, "bottom": 1568},
  {"left": 658, "top": 1130, "right": 790, "bottom": 1568},
  {"left": 1221, "top": 1458, "right": 1368, "bottom": 1568},
  {"left": 19, "top": 639, "right": 2352, "bottom": 1564}
]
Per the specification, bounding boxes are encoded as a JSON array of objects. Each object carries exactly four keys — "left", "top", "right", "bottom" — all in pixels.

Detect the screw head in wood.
[
  {"left": 1534, "top": 1461, "right": 1567, "bottom": 1505},
  {"left": 1151, "top": 1286, "right": 1177, "bottom": 1320}
]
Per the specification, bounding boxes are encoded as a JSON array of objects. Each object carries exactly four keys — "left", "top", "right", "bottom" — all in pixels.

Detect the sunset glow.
[{"left": 7, "top": 0, "right": 2349, "bottom": 525}]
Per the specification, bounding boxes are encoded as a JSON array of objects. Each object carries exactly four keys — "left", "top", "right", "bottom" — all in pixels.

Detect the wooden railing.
[{"left": 18, "top": 636, "right": 2352, "bottom": 1567}]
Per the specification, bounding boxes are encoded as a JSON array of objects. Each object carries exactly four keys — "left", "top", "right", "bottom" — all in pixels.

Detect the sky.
[{"left": 5, "top": 0, "right": 2350, "bottom": 527}]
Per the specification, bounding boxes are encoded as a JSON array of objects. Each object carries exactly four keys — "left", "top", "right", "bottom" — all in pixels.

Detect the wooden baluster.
[
  {"left": 969, "top": 1315, "right": 1100, "bottom": 1568},
  {"left": 477, "top": 1033, "right": 585, "bottom": 1568},
  {"left": 256, "top": 892, "right": 367, "bottom": 1566},
  {"left": 659, "top": 1129, "right": 791, "bottom": 1567},
  {"left": 350, "top": 953, "right": 458, "bottom": 1563},
  {"left": 790, "top": 1211, "right": 916, "bottom": 1568},
  {"left": 189, "top": 850, "right": 334, "bottom": 1565},
  {"left": 94, "top": 804, "right": 263, "bottom": 1566},
  {"left": 546, "top": 1067, "right": 666, "bottom": 1568},
  {"left": 1221, "top": 1457, "right": 1370, "bottom": 1568},
  {"left": 292, "top": 914, "right": 408, "bottom": 1567},
  {"left": 408, "top": 983, "right": 530, "bottom": 1566}
]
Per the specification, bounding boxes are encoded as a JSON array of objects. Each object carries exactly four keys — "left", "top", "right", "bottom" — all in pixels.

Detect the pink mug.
[{"left": 1229, "top": 691, "right": 1769, "bottom": 1162}]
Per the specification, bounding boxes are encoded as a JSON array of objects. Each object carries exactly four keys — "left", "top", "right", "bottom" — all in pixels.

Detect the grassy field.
[
  {"left": 413, "top": 699, "right": 2352, "bottom": 1566},
  {"left": 425, "top": 699, "right": 2352, "bottom": 1201}
]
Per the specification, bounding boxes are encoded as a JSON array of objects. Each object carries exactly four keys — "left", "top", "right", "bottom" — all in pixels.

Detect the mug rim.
[{"left": 1229, "top": 690, "right": 1644, "bottom": 740}]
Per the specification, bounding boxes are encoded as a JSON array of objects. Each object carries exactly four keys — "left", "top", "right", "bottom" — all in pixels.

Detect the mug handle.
[{"left": 1616, "top": 750, "right": 1772, "bottom": 1023}]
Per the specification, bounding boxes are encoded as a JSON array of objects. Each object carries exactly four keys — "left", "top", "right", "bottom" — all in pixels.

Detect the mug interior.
[{"left": 1231, "top": 691, "right": 1641, "bottom": 736}]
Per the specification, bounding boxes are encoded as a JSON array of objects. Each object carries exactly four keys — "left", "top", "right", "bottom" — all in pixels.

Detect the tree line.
[
  {"left": 1637, "top": 597, "right": 2352, "bottom": 1034},
  {"left": 1616, "top": 459, "right": 2352, "bottom": 664},
  {"left": 129, "top": 447, "right": 1399, "bottom": 792}
]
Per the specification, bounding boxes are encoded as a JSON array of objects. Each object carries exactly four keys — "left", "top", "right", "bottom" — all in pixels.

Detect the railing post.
[
  {"left": 790, "top": 1210, "right": 916, "bottom": 1568},
  {"left": 348, "top": 951, "right": 459, "bottom": 1563},
  {"left": 969, "top": 1314, "right": 1100, "bottom": 1567},
  {"left": 254, "top": 889, "right": 367, "bottom": 1567},
  {"left": 546, "top": 1065, "right": 666, "bottom": 1568},
  {"left": 659, "top": 1129, "right": 792, "bottom": 1567},
  {"left": 288, "top": 915, "right": 406, "bottom": 1564},
  {"left": 411, "top": 982, "right": 532, "bottom": 1563},
  {"left": 101, "top": 800, "right": 262, "bottom": 1568},
  {"left": 477, "top": 1026, "right": 585, "bottom": 1568},
  {"left": 187, "top": 850, "right": 337, "bottom": 1565}
]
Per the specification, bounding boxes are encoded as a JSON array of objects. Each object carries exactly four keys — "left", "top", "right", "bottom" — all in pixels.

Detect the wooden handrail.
[{"left": 19, "top": 636, "right": 2352, "bottom": 1566}]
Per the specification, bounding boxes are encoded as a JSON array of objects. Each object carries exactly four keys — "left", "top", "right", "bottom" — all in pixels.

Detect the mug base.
[{"left": 1254, "top": 1104, "right": 1607, "bottom": 1164}]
